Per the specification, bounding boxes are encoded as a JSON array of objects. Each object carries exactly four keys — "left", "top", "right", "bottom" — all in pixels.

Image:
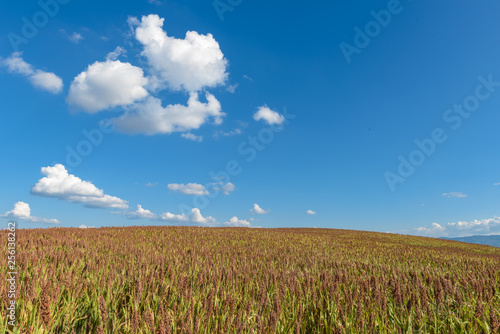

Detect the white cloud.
[
  {"left": 1, "top": 201, "right": 59, "bottom": 224},
  {"left": 416, "top": 216, "right": 500, "bottom": 237},
  {"left": 447, "top": 217, "right": 500, "bottom": 231},
  {"left": 1, "top": 52, "right": 63, "bottom": 94},
  {"left": 442, "top": 192, "right": 467, "bottom": 198},
  {"left": 106, "top": 46, "right": 127, "bottom": 61},
  {"left": 253, "top": 105, "right": 284, "bottom": 125},
  {"left": 145, "top": 182, "right": 158, "bottom": 187},
  {"left": 168, "top": 183, "right": 208, "bottom": 196},
  {"left": 226, "top": 83, "right": 238, "bottom": 93},
  {"left": 126, "top": 204, "right": 157, "bottom": 219},
  {"left": 190, "top": 208, "right": 216, "bottom": 224},
  {"left": 159, "top": 211, "right": 188, "bottom": 222},
  {"left": 306, "top": 209, "right": 316, "bottom": 215},
  {"left": 2, "top": 53, "right": 32, "bottom": 75},
  {"left": 132, "top": 14, "right": 228, "bottom": 92},
  {"left": 159, "top": 208, "right": 215, "bottom": 225},
  {"left": 79, "top": 224, "right": 95, "bottom": 228},
  {"left": 251, "top": 203, "right": 269, "bottom": 214},
  {"left": 218, "top": 182, "right": 235, "bottom": 195},
  {"left": 31, "top": 164, "right": 128, "bottom": 210},
  {"left": 29, "top": 71, "right": 64, "bottom": 94},
  {"left": 68, "top": 32, "right": 84, "bottom": 44},
  {"left": 224, "top": 216, "right": 251, "bottom": 227},
  {"left": 213, "top": 128, "right": 242, "bottom": 138},
  {"left": 243, "top": 74, "right": 253, "bottom": 82},
  {"left": 416, "top": 222, "right": 446, "bottom": 235},
  {"left": 67, "top": 59, "right": 149, "bottom": 113},
  {"left": 111, "top": 92, "right": 223, "bottom": 135},
  {"left": 494, "top": 183, "right": 500, "bottom": 186},
  {"left": 66, "top": 15, "right": 228, "bottom": 136},
  {"left": 168, "top": 180, "right": 234, "bottom": 197},
  {"left": 181, "top": 132, "right": 203, "bottom": 142},
  {"left": 61, "top": 29, "right": 84, "bottom": 44}
]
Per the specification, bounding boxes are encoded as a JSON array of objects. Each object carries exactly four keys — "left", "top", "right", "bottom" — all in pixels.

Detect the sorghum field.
[{"left": 1, "top": 227, "right": 500, "bottom": 333}]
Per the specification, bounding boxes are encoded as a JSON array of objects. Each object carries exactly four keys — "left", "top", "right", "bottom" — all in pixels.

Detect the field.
[{"left": 1, "top": 227, "right": 500, "bottom": 333}]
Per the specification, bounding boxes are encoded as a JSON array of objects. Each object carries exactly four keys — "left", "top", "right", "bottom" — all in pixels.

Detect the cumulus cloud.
[
  {"left": 159, "top": 208, "right": 215, "bottom": 225},
  {"left": 447, "top": 217, "right": 500, "bottom": 233},
  {"left": 416, "top": 216, "right": 500, "bottom": 237},
  {"left": 181, "top": 132, "right": 203, "bottom": 142},
  {"left": 1, "top": 52, "right": 63, "bottom": 94},
  {"left": 67, "top": 59, "right": 149, "bottom": 113},
  {"left": 111, "top": 92, "right": 223, "bottom": 135},
  {"left": 1, "top": 201, "right": 59, "bottom": 224},
  {"left": 126, "top": 204, "right": 157, "bottom": 219},
  {"left": 168, "top": 183, "right": 208, "bottom": 196},
  {"left": 66, "top": 15, "right": 229, "bottom": 137},
  {"left": 416, "top": 222, "right": 446, "bottom": 235},
  {"left": 442, "top": 192, "right": 467, "bottom": 198},
  {"left": 253, "top": 105, "right": 284, "bottom": 125},
  {"left": 190, "top": 208, "right": 216, "bottom": 224},
  {"left": 306, "top": 210, "right": 316, "bottom": 215},
  {"left": 159, "top": 211, "right": 188, "bottom": 222},
  {"left": 251, "top": 203, "right": 269, "bottom": 214},
  {"left": 132, "top": 14, "right": 228, "bottom": 92},
  {"left": 31, "top": 164, "right": 128, "bottom": 210},
  {"left": 224, "top": 216, "right": 251, "bottom": 227}
]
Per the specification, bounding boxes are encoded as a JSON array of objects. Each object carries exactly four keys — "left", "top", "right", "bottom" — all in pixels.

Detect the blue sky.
[{"left": 1, "top": 0, "right": 500, "bottom": 237}]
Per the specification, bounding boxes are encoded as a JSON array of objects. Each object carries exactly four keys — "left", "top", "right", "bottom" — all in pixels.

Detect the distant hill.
[{"left": 442, "top": 235, "right": 500, "bottom": 248}]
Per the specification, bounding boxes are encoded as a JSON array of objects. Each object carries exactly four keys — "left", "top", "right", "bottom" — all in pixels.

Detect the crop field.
[{"left": 1, "top": 226, "right": 500, "bottom": 333}]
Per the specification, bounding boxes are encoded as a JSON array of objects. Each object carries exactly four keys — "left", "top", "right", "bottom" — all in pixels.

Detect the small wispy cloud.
[
  {"left": 213, "top": 128, "right": 242, "bottom": 138},
  {"left": 61, "top": 30, "right": 84, "bottom": 44},
  {"left": 442, "top": 192, "right": 467, "bottom": 198},
  {"left": 168, "top": 183, "right": 208, "bottom": 196},
  {"left": 226, "top": 83, "right": 239, "bottom": 93},
  {"left": 306, "top": 210, "right": 316, "bottom": 215},
  {"left": 145, "top": 182, "right": 158, "bottom": 187},
  {"left": 181, "top": 132, "right": 203, "bottom": 142},
  {"left": 69, "top": 32, "right": 84, "bottom": 43},
  {"left": 106, "top": 46, "right": 126, "bottom": 61}
]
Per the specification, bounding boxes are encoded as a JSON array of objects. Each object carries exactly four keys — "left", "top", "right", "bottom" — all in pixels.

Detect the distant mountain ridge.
[{"left": 442, "top": 235, "right": 500, "bottom": 248}]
